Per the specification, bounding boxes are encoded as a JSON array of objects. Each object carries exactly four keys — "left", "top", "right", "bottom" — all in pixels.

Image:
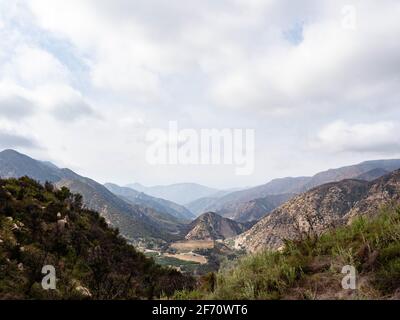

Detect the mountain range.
[
  {"left": 104, "top": 183, "right": 195, "bottom": 221},
  {"left": 2, "top": 148, "right": 400, "bottom": 249},
  {"left": 187, "top": 159, "right": 400, "bottom": 222},
  {"left": 235, "top": 169, "right": 400, "bottom": 252},
  {"left": 126, "top": 182, "right": 220, "bottom": 205},
  {"left": 0, "top": 149, "right": 186, "bottom": 242}
]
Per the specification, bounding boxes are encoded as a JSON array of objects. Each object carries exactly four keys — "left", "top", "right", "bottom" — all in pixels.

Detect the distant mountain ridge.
[
  {"left": 188, "top": 159, "right": 400, "bottom": 222},
  {"left": 104, "top": 183, "right": 195, "bottom": 220},
  {"left": 235, "top": 169, "right": 400, "bottom": 252},
  {"left": 126, "top": 182, "right": 220, "bottom": 205},
  {"left": 355, "top": 168, "right": 390, "bottom": 181},
  {"left": 219, "top": 194, "right": 295, "bottom": 222}
]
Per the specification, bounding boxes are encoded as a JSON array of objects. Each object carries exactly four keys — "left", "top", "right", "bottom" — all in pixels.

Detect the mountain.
[
  {"left": 104, "top": 183, "right": 195, "bottom": 220},
  {"left": 0, "top": 149, "right": 62, "bottom": 182},
  {"left": 125, "top": 182, "right": 220, "bottom": 205},
  {"left": 188, "top": 159, "right": 400, "bottom": 221},
  {"left": 186, "top": 191, "right": 295, "bottom": 222},
  {"left": 0, "top": 149, "right": 184, "bottom": 242},
  {"left": 185, "top": 197, "right": 220, "bottom": 216},
  {"left": 355, "top": 168, "right": 390, "bottom": 181},
  {"left": 235, "top": 170, "right": 400, "bottom": 252},
  {"left": 219, "top": 194, "right": 295, "bottom": 222},
  {"left": 184, "top": 212, "right": 249, "bottom": 241},
  {"left": 301, "top": 159, "right": 400, "bottom": 191},
  {"left": 58, "top": 178, "right": 184, "bottom": 241},
  {"left": 0, "top": 176, "right": 194, "bottom": 299}
]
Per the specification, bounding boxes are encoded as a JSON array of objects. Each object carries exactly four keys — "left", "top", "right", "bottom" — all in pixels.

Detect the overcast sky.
[{"left": 0, "top": 0, "right": 400, "bottom": 189}]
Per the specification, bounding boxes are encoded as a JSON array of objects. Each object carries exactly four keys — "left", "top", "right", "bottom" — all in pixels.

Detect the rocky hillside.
[
  {"left": 0, "top": 177, "right": 194, "bottom": 299},
  {"left": 187, "top": 159, "right": 400, "bottom": 222},
  {"left": 235, "top": 170, "right": 400, "bottom": 252},
  {"left": 185, "top": 212, "right": 249, "bottom": 241}
]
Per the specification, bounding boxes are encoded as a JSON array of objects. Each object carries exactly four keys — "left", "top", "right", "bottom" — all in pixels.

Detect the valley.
[
  {"left": 142, "top": 239, "right": 241, "bottom": 274},
  {"left": 2, "top": 148, "right": 400, "bottom": 299}
]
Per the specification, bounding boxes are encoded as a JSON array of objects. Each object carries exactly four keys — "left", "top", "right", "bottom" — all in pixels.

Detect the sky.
[{"left": 0, "top": 0, "right": 400, "bottom": 189}]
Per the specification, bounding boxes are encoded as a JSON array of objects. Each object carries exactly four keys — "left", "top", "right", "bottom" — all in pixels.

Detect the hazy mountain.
[
  {"left": 185, "top": 197, "right": 220, "bottom": 216},
  {"left": 186, "top": 178, "right": 311, "bottom": 218},
  {"left": 236, "top": 170, "right": 400, "bottom": 252},
  {"left": 0, "top": 149, "right": 184, "bottom": 242},
  {"left": 355, "top": 168, "right": 390, "bottom": 181},
  {"left": 104, "top": 183, "right": 195, "bottom": 221},
  {"left": 125, "top": 182, "right": 220, "bottom": 205},
  {"left": 184, "top": 212, "right": 249, "bottom": 241},
  {"left": 302, "top": 159, "right": 400, "bottom": 190},
  {"left": 219, "top": 194, "right": 295, "bottom": 223},
  {"left": 189, "top": 159, "right": 400, "bottom": 221}
]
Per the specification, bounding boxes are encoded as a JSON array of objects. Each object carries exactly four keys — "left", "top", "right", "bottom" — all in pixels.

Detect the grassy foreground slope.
[
  {"left": 175, "top": 206, "right": 400, "bottom": 300},
  {"left": 0, "top": 177, "right": 194, "bottom": 299}
]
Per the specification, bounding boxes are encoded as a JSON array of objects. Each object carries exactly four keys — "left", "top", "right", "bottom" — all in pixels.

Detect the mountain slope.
[
  {"left": 0, "top": 150, "right": 183, "bottom": 242},
  {"left": 126, "top": 182, "right": 220, "bottom": 205},
  {"left": 178, "top": 206, "right": 400, "bottom": 300},
  {"left": 0, "top": 177, "right": 194, "bottom": 299},
  {"left": 302, "top": 159, "right": 400, "bottom": 190},
  {"left": 355, "top": 168, "right": 389, "bottom": 181},
  {"left": 185, "top": 197, "right": 219, "bottom": 217},
  {"left": 104, "top": 183, "right": 195, "bottom": 221},
  {"left": 236, "top": 170, "right": 400, "bottom": 252},
  {"left": 0, "top": 149, "right": 61, "bottom": 182},
  {"left": 184, "top": 212, "right": 248, "bottom": 241},
  {"left": 220, "top": 194, "right": 295, "bottom": 222},
  {"left": 190, "top": 159, "right": 400, "bottom": 222},
  {"left": 58, "top": 179, "right": 183, "bottom": 242}
]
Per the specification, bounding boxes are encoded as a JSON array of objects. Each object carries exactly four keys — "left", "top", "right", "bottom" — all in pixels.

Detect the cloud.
[
  {"left": 22, "top": 0, "right": 400, "bottom": 115},
  {"left": 0, "top": 0, "right": 399, "bottom": 187},
  {"left": 0, "top": 131, "right": 40, "bottom": 149},
  {"left": 52, "top": 98, "right": 96, "bottom": 122},
  {"left": 0, "top": 95, "right": 35, "bottom": 120},
  {"left": 312, "top": 121, "right": 400, "bottom": 154},
  {"left": 2, "top": 45, "right": 70, "bottom": 88}
]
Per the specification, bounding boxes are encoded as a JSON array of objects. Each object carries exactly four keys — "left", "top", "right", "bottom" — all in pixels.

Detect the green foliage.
[
  {"left": 0, "top": 177, "right": 194, "bottom": 300},
  {"left": 176, "top": 205, "right": 400, "bottom": 300}
]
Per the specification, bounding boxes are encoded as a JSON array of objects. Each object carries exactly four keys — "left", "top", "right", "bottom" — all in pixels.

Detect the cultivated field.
[
  {"left": 164, "top": 253, "right": 208, "bottom": 264},
  {"left": 170, "top": 240, "right": 214, "bottom": 252}
]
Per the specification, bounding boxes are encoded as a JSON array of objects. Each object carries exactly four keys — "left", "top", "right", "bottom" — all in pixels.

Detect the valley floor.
[{"left": 143, "top": 239, "right": 242, "bottom": 275}]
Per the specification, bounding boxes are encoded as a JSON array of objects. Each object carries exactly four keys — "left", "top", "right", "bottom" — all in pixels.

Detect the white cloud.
[
  {"left": 313, "top": 121, "right": 400, "bottom": 154},
  {"left": 0, "top": 94, "right": 35, "bottom": 120},
  {"left": 0, "top": 0, "right": 400, "bottom": 187},
  {"left": 2, "top": 46, "right": 70, "bottom": 88}
]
